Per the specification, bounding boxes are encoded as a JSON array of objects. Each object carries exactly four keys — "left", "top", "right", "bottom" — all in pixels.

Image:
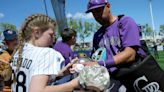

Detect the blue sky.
[
  {"left": 0, "top": 0, "right": 164, "bottom": 41},
  {"left": 65, "top": 0, "right": 164, "bottom": 31}
]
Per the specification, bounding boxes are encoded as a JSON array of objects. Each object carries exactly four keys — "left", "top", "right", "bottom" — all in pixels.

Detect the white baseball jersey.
[{"left": 11, "top": 43, "right": 65, "bottom": 92}]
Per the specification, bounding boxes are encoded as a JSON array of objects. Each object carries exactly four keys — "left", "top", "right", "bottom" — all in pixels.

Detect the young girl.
[{"left": 11, "top": 14, "right": 78, "bottom": 92}]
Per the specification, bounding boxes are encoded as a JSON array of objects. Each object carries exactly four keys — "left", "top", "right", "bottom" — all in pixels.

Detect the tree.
[
  {"left": 67, "top": 18, "right": 95, "bottom": 49},
  {"left": 68, "top": 18, "right": 78, "bottom": 30},
  {"left": 0, "top": 23, "right": 17, "bottom": 33},
  {"left": 77, "top": 20, "right": 95, "bottom": 48},
  {"left": 95, "top": 23, "right": 101, "bottom": 31},
  {"left": 144, "top": 24, "right": 153, "bottom": 37},
  {"left": 160, "top": 25, "right": 164, "bottom": 31},
  {"left": 159, "top": 25, "right": 164, "bottom": 36}
]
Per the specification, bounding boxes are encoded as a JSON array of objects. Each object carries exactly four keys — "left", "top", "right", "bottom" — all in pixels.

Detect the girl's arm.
[{"left": 29, "top": 75, "right": 78, "bottom": 92}]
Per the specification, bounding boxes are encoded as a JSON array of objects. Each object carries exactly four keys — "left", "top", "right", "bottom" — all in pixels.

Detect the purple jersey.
[
  {"left": 93, "top": 16, "right": 146, "bottom": 72},
  {"left": 53, "top": 41, "right": 74, "bottom": 65}
]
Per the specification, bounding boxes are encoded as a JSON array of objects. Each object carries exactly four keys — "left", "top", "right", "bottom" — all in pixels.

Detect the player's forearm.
[
  {"left": 113, "top": 47, "right": 136, "bottom": 65},
  {"left": 43, "top": 79, "right": 78, "bottom": 92},
  {"left": 97, "top": 47, "right": 136, "bottom": 67}
]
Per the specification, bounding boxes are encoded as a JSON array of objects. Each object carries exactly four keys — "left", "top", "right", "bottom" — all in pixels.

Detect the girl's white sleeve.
[{"left": 31, "top": 48, "right": 65, "bottom": 76}]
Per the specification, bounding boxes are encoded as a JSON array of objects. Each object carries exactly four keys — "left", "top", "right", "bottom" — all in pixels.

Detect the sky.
[{"left": 0, "top": 0, "right": 164, "bottom": 41}]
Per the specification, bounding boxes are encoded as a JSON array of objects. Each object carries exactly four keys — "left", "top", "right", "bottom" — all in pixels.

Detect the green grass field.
[
  {"left": 157, "top": 51, "right": 164, "bottom": 70},
  {"left": 151, "top": 51, "right": 164, "bottom": 70}
]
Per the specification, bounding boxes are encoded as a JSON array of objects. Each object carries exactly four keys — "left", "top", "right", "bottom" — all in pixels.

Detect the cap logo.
[{"left": 7, "top": 30, "right": 13, "bottom": 34}]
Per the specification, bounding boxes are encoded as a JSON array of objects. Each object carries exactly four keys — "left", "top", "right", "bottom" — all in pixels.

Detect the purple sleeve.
[
  {"left": 98, "top": 59, "right": 115, "bottom": 68},
  {"left": 120, "top": 17, "right": 141, "bottom": 48},
  {"left": 98, "top": 58, "right": 117, "bottom": 72},
  {"left": 98, "top": 57, "right": 115, "bottom": 66}
]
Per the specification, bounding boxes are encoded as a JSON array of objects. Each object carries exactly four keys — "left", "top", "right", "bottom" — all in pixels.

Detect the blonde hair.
[{"left": 11, "top": 14, "right": 56, "bottom": 72}]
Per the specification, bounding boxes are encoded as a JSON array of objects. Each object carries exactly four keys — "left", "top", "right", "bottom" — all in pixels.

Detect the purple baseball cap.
[{"left": 86, "top": 0, "right": 108, "bottom": 13}]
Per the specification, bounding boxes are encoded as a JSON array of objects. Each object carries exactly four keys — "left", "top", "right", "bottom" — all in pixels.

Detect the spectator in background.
[
  {"left": 54, "top": 28, "right": 77, "bottom": 65},
  {"left": 53, "top": 28, "right": 77, "bottom": 85},
  {"left": 0, "top": 29, "right": 18, "bottom": 62},
  {"left": 0, "top": 29, "right": 18, "bottom": 92}
]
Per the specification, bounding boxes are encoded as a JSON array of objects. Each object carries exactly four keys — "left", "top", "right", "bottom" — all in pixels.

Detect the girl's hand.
[
  {"left": 69, "top": 64, "right": 76, "bottom": 74},
  {"left": 58, "top": 57, "right": 79, "bottom": 76},
  {"left": 70, "top": 64, "right": 84, "bottom": 73}
]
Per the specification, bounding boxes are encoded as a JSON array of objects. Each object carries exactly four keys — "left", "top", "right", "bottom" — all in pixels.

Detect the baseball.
[{"left": 74, "top": 64, "right": 84, "bottom": 73}]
